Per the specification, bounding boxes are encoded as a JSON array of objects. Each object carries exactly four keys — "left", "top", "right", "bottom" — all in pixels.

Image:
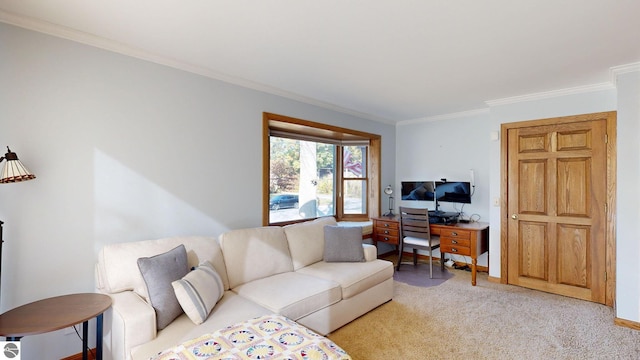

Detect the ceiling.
[{"left": 1, "top": 1, "right": 639, "bottom": 124}]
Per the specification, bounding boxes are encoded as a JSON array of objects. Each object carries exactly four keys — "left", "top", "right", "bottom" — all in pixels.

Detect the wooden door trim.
[{"left": 500, "top": 111, "right": 617, "bottom": 306}]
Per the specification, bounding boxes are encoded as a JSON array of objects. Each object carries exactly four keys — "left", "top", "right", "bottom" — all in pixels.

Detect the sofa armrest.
[
  {"left": 106, "top": 291, "right": 156, "bottom": 360},
  {"left": 363, "top": 244, "right": 378, "bottom": 261}
]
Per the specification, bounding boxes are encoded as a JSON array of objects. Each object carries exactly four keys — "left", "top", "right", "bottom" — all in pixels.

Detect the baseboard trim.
[
  {"left": 614, "top": 317, "right": 640, "bottom": 331},
  {"left": 378, "top": 250, "right": 398, "bottom": 258},
  {"left": 61, "top": 349, "right": 96, "bottom": 360},
  {"left": 487, "top": 276, "right": 501, "bottom": 283}
]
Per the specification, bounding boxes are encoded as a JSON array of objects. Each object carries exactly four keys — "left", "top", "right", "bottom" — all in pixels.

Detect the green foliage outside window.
[{"left": 270, "top": 138, "right": 335, "bottom": 195}]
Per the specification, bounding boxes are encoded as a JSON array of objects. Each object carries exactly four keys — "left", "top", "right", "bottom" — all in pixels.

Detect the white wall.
[
  {"left": 396, "top": 111, "right": 491, "bottom": 266},
  {"left": 396, "top": 112, "right": 491, "bottom": 219},
  {"left": 614, "top": 70, "right": 640, "bottom": 322},
  {"left": 0, "top": 23, "right": 396, "bottom": 359}
]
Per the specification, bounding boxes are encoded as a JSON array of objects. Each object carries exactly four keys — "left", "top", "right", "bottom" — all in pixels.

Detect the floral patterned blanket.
[{"left": 151, "top": 314, "right": 352, "bottom": 360}]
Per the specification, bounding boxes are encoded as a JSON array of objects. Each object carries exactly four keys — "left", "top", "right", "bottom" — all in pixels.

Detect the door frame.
[{"left": 500, "top": 111, "right": 617, "bottom": 306}]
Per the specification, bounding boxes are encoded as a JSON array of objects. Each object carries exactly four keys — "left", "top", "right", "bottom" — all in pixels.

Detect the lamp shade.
[{"left": 0, "top": 147, "right": 36, "bottom": 184}]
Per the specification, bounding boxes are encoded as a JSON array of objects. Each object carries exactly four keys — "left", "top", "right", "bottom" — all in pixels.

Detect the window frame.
[
  {"left": 263, "top": 112, "right": 381, "bottom": 226},
  {"left": 340, "top": 145, "right": 369, "bottom": 216}
]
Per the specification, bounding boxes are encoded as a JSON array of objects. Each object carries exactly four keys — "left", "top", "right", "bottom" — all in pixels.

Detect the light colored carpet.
[{"left": 328, "top": 269, "right": 640, "bottom": 359}]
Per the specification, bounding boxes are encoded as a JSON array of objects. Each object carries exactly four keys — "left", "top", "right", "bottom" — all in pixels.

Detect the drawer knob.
[
  {"left": 384, "top": 237, "right": 389, "bottom": 241},
  {"left": 452, "top": 240, "right": 458, "bottom": 244},
  {"left": 451, "top": 248, "right": 458, "bottom": 253},
  {"left": 384, "top": 223, "right": 389, "bottom": 227},
  {"left": 384, "top": 230, "right": 389, "bottom": 234},
  {"left": 451, "top": 231, "right": 458, "bottom": 236}
]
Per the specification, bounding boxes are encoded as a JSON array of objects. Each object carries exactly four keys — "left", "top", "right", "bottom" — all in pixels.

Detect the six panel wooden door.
[{"left": 506, "top": 118, "right": 607, "bottom": 304}]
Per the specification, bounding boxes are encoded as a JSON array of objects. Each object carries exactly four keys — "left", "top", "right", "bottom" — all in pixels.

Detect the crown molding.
[
  {"left": 397, "top": 108, "right": 490, "bottom": 126},
  {"left": 485, "top": 82, "right": 615, "bottom": 107},
  {"left": 0, "top": 10, "right": 393, "bottom": 124},
  {"left": 486, "top": 62, "right": 640, "bottom": 108},
  {"left": 610, "top": 62, "right": 640, "bottom": 84},
  {"left": 4, "top": 10, "right": 637, "bottom": 126}
]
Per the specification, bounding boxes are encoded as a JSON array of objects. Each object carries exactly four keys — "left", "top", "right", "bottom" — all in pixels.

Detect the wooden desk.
[
  {"left": 0, "top": 293, "right": 112, "bottom": 360},
  {"left": 372, "top": 216, "right": 489, "bottom": 286}
]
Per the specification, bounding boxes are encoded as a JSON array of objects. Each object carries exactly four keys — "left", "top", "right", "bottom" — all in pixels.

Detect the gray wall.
[{"left": 0, "top": 23, "right": 395, "bottom": 359}]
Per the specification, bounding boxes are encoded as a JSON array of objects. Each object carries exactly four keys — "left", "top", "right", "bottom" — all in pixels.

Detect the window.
[
  {"left": 342, "top": 145, "right": 367, "bottom": 214},
  {"left": 263, "top": 113, "right": 381, "bottom": 225}
]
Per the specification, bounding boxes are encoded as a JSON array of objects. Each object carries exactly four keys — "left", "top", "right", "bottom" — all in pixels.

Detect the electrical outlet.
[{"left": 493, "top": 197, "right": 500, "bottom": 207}]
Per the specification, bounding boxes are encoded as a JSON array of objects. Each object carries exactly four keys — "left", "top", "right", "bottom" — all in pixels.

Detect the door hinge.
[
  {"left": 605, "top": 271, "right": 607, "bottom": 281},
  {"left": 605, "top": 134, "right": 608, "bottom": 143}
]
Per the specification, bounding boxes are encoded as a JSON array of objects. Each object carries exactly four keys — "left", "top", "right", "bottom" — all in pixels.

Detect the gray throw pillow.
[
  {"left": 323, "top": 225, "right": 365, "bottom": 262},
  {"left": 137, "top": 244, "right": 189, "bottom": 330}
]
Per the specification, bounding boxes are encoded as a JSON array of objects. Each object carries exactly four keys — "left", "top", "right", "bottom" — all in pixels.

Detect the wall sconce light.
[
  {"left": 0, "top": 146, "right": 36, "bottom": 304},
  {"left": 0, "top": 147, "right": 36, "bottom": 183}
]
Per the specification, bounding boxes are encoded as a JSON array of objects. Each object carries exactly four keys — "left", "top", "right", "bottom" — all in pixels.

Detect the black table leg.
[
  {"left": 82, "top": 320, "right": 88, "bottom": 360},
  {"left": 97, "top": 313, "right": 104, "bottom": 360}
]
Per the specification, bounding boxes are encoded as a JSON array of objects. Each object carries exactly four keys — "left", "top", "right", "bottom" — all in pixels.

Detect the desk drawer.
[
  {"left": 377, "top": 235, "right": 398, "bottom": 245},
  {"left": 440, "top": 237, "right": 471, "bottom": 248},
  {"left": 440, "top": 244, "right": 471, "bottom": 256},
  {"left": 375, "top": 227, "right": 399, "bottom": 238},
  {"left": 375, "top": 220, "right": 399, "bottom": 230},
  {"left": 440, "top": 228, "right": 471, "bottom": 240},
  {"left": 372, "top": 218, "right": 400, "bottom": 245},
  {"left": 374, "top": 228, "right": 399, "bottom": 245}
]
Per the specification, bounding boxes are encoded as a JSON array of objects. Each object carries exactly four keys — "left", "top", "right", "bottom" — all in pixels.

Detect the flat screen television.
[
  {"left": 435, "top": 181, "right": 472, "bottom": 204},
  {"left": 401, "top": 181, "right": 435, "bottom": 201}
]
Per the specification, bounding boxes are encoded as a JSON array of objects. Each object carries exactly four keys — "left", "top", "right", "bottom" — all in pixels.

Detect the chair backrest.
[{"left": 399, "top": 207, "right": 431, "bottom": 240}]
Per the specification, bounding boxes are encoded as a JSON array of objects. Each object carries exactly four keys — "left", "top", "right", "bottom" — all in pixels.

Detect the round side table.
[{"left": 0, "top": 293, "right": 112, "bottom": 360}]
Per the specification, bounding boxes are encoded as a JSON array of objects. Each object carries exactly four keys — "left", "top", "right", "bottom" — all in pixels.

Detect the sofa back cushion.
[
  {"left": 96, "top": 236, "right": 229, "bottom": 299},
  {"left": 284, "top": 216, "right": 337, "bottom": 270},
  {"left": 219, "top": 226, "right": 292, "bottom": 289}
]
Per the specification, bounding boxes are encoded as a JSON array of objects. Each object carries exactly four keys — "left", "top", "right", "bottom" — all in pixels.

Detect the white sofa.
[{"left": 95, "top": 217, "right": 394, "bottom": 360}]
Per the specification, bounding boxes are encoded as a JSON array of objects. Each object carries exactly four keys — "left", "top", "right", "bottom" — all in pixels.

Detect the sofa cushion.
[
  {"left": 323, "top": 225, "right": 365, "bottom": 262},
  {"left": 137, "top": 245, "right": 189, "bottom": 330},
  {"left": 131, "top": 291, "right": 272, "bottom": 360},
  {"left": 219, "top": 226, "right": 293, "bottom": 289},
  {"left": 296, "top": 259, "right": 394, "bottom": 299},
  {"left": 232, "top": 272, "right": 341, "bottom": 320},
  {"left": 172, "top": 261, "right": 224, "bottom": 325},
  {"left": 284, "top": 216, "right": 337, "bottom": 270}
]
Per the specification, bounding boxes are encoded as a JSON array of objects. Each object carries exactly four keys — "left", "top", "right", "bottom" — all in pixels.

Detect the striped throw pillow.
[{"left": 172, "top": 261, "right": 224, "bottom": 324}]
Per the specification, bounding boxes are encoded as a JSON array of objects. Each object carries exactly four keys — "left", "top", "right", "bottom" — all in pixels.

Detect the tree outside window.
[{"left": 263, "top": 112, "right": 381, "bottom": 226}]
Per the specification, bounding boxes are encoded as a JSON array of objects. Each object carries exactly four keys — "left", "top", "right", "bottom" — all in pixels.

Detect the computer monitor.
[
  {"left": 401, "top": 181, "right": 435, "bottom": 201},
  {"left": 434, "top": 181, "right": 472, "bottom": 204}
]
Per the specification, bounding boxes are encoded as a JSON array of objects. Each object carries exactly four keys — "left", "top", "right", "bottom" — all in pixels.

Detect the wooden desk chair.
[{"left": 396, "top": 207, "right": 440, "bottom": 278}]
